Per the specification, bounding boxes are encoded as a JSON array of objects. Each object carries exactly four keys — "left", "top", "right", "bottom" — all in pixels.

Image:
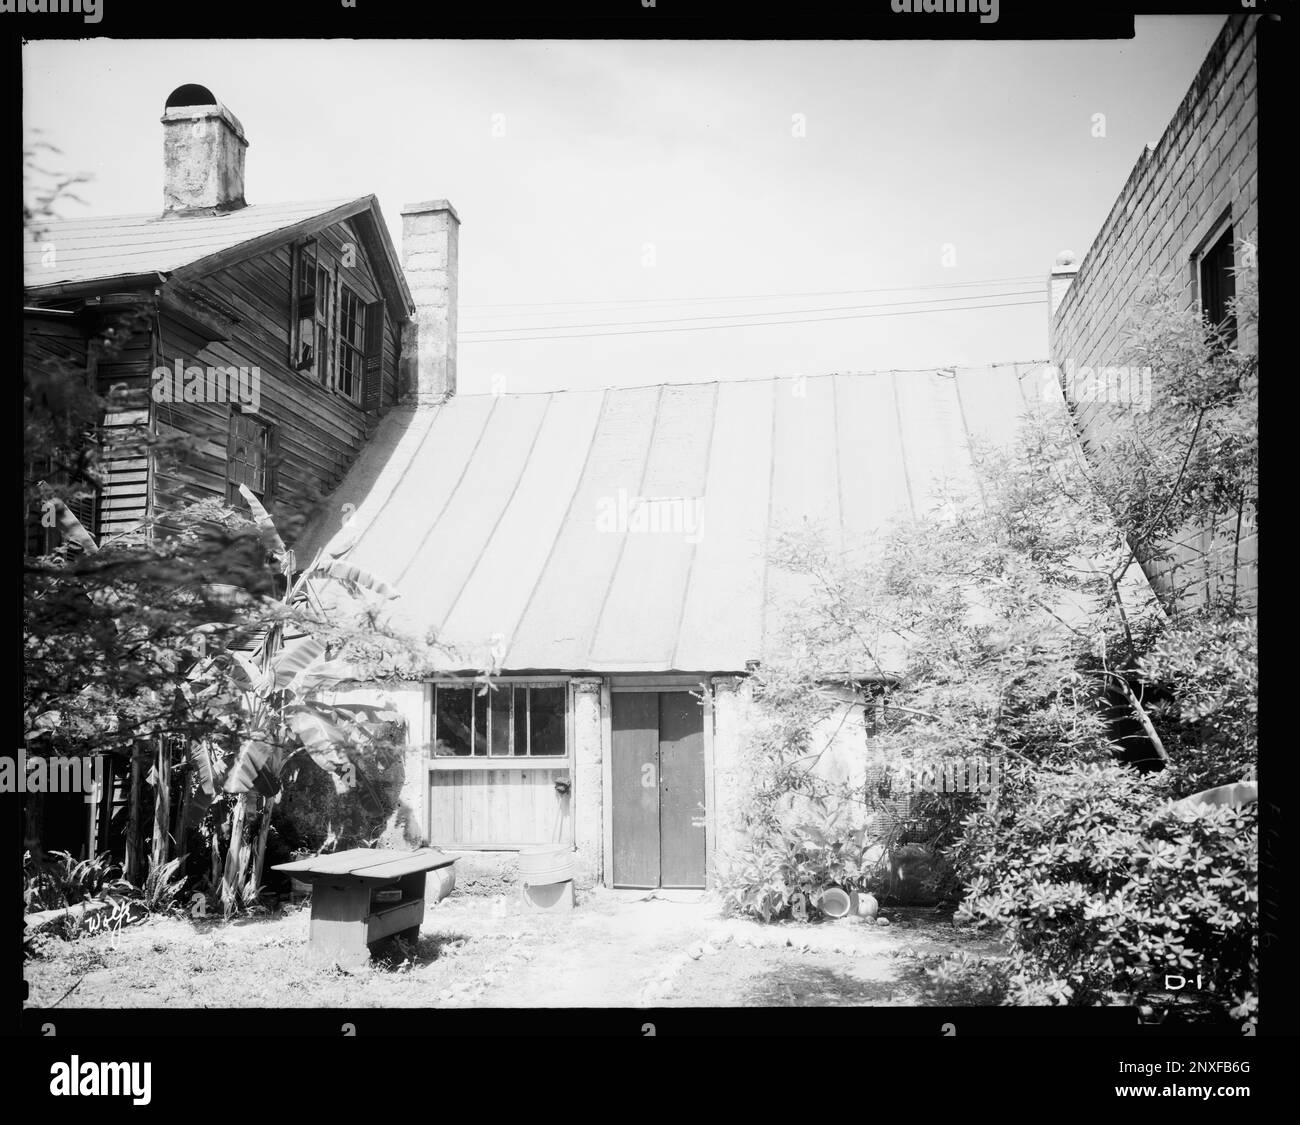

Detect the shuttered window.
[
  {"left": 362, "top": 300, "right": 385, "bottom": 412},
  {"left": 226, "top": 411, "right": 274, "bottom": 505}
]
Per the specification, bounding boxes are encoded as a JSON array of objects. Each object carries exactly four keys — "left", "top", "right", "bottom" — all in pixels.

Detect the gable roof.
[
  {"left": 24, "top": 195, "right": 414, "bottom": 319},
  {"left": 294, "top": 364, "right": 1071, "bottom": 674}
]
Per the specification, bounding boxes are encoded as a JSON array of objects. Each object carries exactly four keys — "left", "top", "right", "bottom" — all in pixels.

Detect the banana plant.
[
  {"left": 200, "top": 484, "right": 411, "bottom": 912},
  {"left": 47, "top": 486, "right": 412, "bottom": 914}
]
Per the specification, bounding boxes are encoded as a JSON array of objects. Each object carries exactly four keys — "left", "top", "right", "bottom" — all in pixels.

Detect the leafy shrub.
[
  {"left": 716, "top": 800, "right": 877, "bottom": 922},
  {"left": 140, "top": 857, "right": 188, "bottom": 914},
  {"left": 941, "top": 763, "right": 1257, "bottom": 1019},
  {"left": 1138, "top": 613, "right": 1257, "bottom": 795},
  {"left": 917, "top": 950, "right": 1010, "bottom": 1006},
  {"left": 23, "top": 850, "right": 132, "bottom": 913}
]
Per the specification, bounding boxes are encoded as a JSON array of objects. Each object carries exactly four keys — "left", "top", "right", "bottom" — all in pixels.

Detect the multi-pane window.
[
  {"left": 432, "top": 683, "right": 567, "bottom": 757},
  {"left": 290, "top": 239, "right": 384, "bottom": 408},
  {"left": 291, "top": 239, "right": 318, "bottom": 374},
  {"left": 290, "top": 239, "right": 335, "bottom": 388},
  {"left": 226, "top": 411, "right": 272, "bottom": 503},
  {"left": 336, "top": 284, "right": 365, "bottom": 402},
  {"left": 1198, "top": 224, "right": 1236, "bottom": 342}
]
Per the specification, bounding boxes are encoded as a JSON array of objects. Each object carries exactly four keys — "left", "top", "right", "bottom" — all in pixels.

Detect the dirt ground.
[{"left": 25, "top": 877, "right": 1003, "bottom": 1009}]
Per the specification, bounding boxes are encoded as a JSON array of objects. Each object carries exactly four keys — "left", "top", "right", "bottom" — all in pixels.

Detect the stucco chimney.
[
  {"left": 400, "top": 200, "right": 460, "bottom": 404},
  {"left": 1047, "top": 250, "right": 1079, "bottom": 323},
  {"left": 161, "top": 84, "right": 248, "bottom": 213}
]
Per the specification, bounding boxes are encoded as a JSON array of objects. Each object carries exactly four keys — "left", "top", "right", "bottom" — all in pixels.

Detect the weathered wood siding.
[
  {"left": 151, "top": 217, "right": 403, "bottom": 543},
  {"left": 427, "top": 768, "right": 573, "bottom": 848}
]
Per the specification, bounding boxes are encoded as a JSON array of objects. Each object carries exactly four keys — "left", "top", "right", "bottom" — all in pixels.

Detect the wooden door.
[
  {"left": 657, "top": 692, "right": 707, "bottom": 887},
  {"left": 611, "top": 691, "right": 707, "bottom": 889}
]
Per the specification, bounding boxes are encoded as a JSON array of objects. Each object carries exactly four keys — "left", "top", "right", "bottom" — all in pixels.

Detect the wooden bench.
[{"left": 272, "top": 848, "right": 456, "bottom": 968}]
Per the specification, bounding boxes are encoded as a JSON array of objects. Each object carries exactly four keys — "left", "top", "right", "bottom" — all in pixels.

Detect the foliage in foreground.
[
  {"left": 716, "top": 799, "right": 879, "bottom": 922},
  {"left": 944, "top": 763, "right": 1257, "bottom": 1018},
  {"left": 720, "top": 260, "right": 1257, "bottom": 1023}
]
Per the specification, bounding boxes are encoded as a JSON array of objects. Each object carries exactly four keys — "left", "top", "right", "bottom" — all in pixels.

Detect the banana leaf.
[
  {"left": 320, "top": 521, "right": 358, "bottom": 562},
  {"left": 270, "top": 634, "right": 327, "bottom": 690},
  {"left": 237, "top": 483, "right": 287, "bottom": 567},
  {"left": 222, "top": 738, "right": 284, "bottom": 797},
  {"left": 287, "top": 706, "right": 353, "bottom": 772},
  {"left": 312, "top": 559, "right": 400, "bottom": 600},
  {"left": 286, "top": 656, "right": 361, "bottom": 694},
  {"left": 228, "top": 652, "right": 274, "bottom": 697},
  {"left": 53, "top": 496, "right": 98, "bottom": 555},
  {"left": 185, "top": 741, "right": 227, "bottom": 822},
  {"left": 287, "top": 705, "right": 362, "bottom": 794}
]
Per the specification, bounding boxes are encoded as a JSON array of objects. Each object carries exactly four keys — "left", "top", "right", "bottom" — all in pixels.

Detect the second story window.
[
  {"left": 291, "top": 238, "right": 317, "bottom": 375},
  {"left": 1197, "top": 223, "right": 1236, "bottom": 344},
  {"left": 291, "top": 238, "right": 385, "bottom": 409},
  {"left": 337, "top": 284, "right": 365, "bottom": 402},
  {"left": 290, "top": 239, "right": 335, "bottom": 388}
]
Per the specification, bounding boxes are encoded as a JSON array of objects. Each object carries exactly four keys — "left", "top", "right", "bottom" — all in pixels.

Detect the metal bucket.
[{"left": 517, "top": 845, "right": 574, "bottom": 886}]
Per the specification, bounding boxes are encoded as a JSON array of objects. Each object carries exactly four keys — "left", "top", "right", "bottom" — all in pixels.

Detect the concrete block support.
[{"left": 710, "top": 675, "right": 754, "bottom": 868}]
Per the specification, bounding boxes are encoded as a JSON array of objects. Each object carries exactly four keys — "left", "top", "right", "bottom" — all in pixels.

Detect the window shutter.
[
  {"left": 265, "top": 421, "right": 279, "bottom": 501},
  {"left": 226, "top": 410, "right": 242, "bottom": 501},
  {"left": 362, "top": 300, "right": 385, "bottom": 413}
]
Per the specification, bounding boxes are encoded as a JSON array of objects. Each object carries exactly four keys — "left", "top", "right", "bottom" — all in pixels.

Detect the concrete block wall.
[{"left": 1049, "top": 13, "right": 1258, "bottom": 614}]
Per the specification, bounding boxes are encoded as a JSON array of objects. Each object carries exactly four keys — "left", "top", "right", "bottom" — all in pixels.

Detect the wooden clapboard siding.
[
  {"left": 428, "top": 768, "right": 572, "bottom": 847},
  {"left": 147, "top": 217, "right": 403, "bottom": 531},
  {"left": 24, "top": 314, "right": 86, "bottom": 367}
]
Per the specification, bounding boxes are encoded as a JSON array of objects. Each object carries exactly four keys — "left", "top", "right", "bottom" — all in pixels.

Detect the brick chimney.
[
  {"left": 161, "top": 84, "right": 248, "bottom": 214},
  {"left": 400, "top": 201, "right": 460, "bottom": 404}
]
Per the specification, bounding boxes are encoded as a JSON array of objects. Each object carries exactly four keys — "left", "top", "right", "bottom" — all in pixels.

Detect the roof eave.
[
  {"left": 25, "top": 271, "right": 166, "bottom": 301},
  {"left": 171, "top": 195, "right": 415, "bottom": 322}
]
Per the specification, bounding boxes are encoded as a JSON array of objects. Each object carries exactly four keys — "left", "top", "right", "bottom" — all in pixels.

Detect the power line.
[
  {"left": 461, "top": 289, "right": 1043, "bottom": 337},
  {"left": 460, "top": 273, "right": 1044, "bottom": 312},
  {"left": 459, "top": 297, "right": 1047, "bottom": 343}
]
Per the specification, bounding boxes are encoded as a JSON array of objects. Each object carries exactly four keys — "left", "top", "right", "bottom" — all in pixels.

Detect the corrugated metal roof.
[
  {"left": 24, "top": 197, "right": 359, "bottom": 290},
  {"left": 297, "top": 364, "right": 1066, "bottom": 674}
]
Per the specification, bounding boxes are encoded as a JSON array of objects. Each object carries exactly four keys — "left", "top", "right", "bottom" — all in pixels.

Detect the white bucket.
[{"left": 819, "top": 887, "right": 854, "bottom": 918}]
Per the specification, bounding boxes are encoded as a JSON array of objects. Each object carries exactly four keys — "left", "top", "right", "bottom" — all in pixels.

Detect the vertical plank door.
[
  {"left": 611, "top": 692, "right": 661, "bottom": 888},
  {"left": 658, "top": 692, "right": 707, "bottom": 888}
]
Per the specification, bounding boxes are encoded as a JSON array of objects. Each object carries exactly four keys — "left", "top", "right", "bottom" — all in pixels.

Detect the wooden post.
[
  {"left": 24, "top": 791, "right": 44, "bottom": 855},
  {"left": 150, "top": 737, "right": 172, "bottom": 871},
  {"left": 125, "top": 743, "right": 146, "bottom": 885}
]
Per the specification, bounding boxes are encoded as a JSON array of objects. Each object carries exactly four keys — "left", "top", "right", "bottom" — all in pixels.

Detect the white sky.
[{"left": 25, "top": 21, "right": 1225, "bottom": 395}]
